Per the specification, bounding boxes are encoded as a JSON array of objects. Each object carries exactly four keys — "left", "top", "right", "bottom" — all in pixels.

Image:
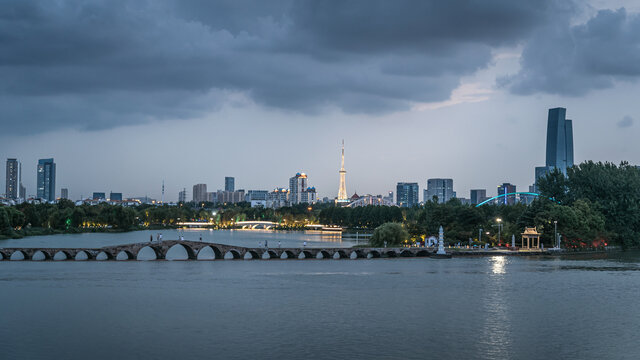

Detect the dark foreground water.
[{"left": 2, "top": 254, "right": 640, "bottom": 360}]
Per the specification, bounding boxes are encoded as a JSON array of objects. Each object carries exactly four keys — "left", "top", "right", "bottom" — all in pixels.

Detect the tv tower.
[{"left": 337, "top": 140, "right": 348, "bottom": 202}]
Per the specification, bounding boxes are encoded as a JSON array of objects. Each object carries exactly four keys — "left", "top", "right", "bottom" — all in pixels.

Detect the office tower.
[
  {"left": 5, "top": 158, "right": 20, "bottom": 199},
  {"left": 92, "top": 192, "right": 106, "bottom": 200},
  {"left": 37, "top": 158, "right": 56, "bottom": 202},
  {"left": 337, "top": 140, "right": 348, "bottom": 202},
  {"left": 109, "top": 192, "right": 123, "bottom": 201},
  {"left": 61, "top": 188, "right": 69, "bottom": 200},
  {"left": 289, "top": 173, "right": 308, "bottom": 204},
  {"left": 225, "top": 177, "right": 235, "bottom": 192},
  {"left": 396, "top": 182, "right": 419, "bottom": 207},
  {"left": 178, "top": 188, "right": 187, "bottom": 203},
  {"left": 497, "top": 183, "right": 517, "bottom": 205},
  {"left": 425, "top": 178, "right": 455, "bottom": 203},
  {"left": 470, "top": 189, "right": 487, "bottom": 205},
  {"left": 545, "top": 107, "right": 574, "bottom": 174},
  {"left": 192, "top": 184, "right": 208, "bottom": 203}
]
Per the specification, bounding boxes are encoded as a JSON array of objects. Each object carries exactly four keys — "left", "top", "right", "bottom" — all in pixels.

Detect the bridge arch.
[
  {"left": 32, "top": 250, "right": 51, "bottom": 261},
  {"left": 384, "top": 250, "right": 397, "bottom": 258},
  {"left": 166, "top": 244, "right": 195, "bottom": 261},
  {"left": 416, "top": 250, "right": 430, "bottom": 257},
  {"left": 0, "top": 251, "right": 5, "bottom": 260},
  {"left": 96, "top": 251, "right": 113, "bottom": 261},
  {"left": 137, "top": 246, "right": 160, "bottom": 261},
  {"left": 316, "top": 250, "right": 331, "bottom": 259},
  {"left": 244, "top": 250, "right": 260, "bottom": 260},
  {"left": 116, "top": 250, "right": 134, "bottom": 261},
  {"left": 333, "top": 250, "right": 346, "bottom": 259},
  {"left": 10, "top": 250, "right": 27, "bottom": 261},
  {"left": 349, "top": 250, "right": 361, "bottom": 259},
  {"left": 53, "top": 251, "right": 71, "bottom": 261},
  {"left": 298, "top": 250, "right": 313, "bottom": 259},
  {"left": 367, "top": 250, "right": 381, "bottom": 259},
  {"left": 280, "top": 250, "right": 295, "bottom": 259},
  {"left": 224, "top": 250, "right": 242, "bottom": 260},
  {"left": 75, "top": 251, "right": 92, "bottom": 261},
  {"left": 399, "top": 250, "right": 414, "bottom": 258},
  {"left": 197, "top": 246, "right": 221, "bottom": 260}
]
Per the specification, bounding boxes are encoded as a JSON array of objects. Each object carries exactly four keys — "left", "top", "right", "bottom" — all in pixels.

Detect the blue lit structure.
[{"left": 475, "top": 192, "right": 540, "bottom": 207}]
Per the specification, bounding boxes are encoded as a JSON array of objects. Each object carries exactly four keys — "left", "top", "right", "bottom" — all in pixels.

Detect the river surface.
[
  {"left": 1, "top": 251, "right": 640, "bottom": 359},
  {"left": 0, "top": 229, "right": 353, "bottom": 249}
]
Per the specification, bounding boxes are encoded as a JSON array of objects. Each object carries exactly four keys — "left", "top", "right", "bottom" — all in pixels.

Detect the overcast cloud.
[
  {"left": 2, "top": 0, "right": 571, "bottom": 135},
  {"left": 2, "top": 0, "right": 640, "bottom": 201}
]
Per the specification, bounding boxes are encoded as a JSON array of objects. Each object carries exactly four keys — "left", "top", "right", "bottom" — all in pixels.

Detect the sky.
[{"left": 2, "top": 0, "right": 640, "bottom": 202}]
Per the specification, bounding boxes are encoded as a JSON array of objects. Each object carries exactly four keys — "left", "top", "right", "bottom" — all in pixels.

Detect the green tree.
[{"left": 370, "top": 222, "right": 408, "bottom": 247}]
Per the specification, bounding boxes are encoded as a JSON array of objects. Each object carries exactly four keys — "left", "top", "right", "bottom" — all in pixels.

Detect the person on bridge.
[
  {"left": 303, "top": 241, "right": 307, "bottom": 248},
  {"left": 278, "top": 241, "right": 281, "bottom": 248}
]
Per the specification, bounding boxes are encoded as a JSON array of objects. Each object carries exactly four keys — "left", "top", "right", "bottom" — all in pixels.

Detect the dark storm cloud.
[
  {"left": 0, "top": 0, "right": 566, "bottom": 134},
  {"left": 504, "top": 8, "right": 640, "bottom": 96}
]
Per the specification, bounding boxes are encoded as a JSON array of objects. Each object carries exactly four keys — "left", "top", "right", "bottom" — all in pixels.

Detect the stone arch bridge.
[{"left": 0, "top": 240, "right": 435, "bottom": 261}]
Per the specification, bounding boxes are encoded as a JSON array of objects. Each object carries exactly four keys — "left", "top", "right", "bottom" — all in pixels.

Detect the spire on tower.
[{"left": 337, "top": 139, "right": 348, "bottom": 202}]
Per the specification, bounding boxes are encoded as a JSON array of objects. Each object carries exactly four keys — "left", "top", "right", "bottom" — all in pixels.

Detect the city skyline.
[{"left": 2, "top": 1, "right": 640, "bottom": 201}]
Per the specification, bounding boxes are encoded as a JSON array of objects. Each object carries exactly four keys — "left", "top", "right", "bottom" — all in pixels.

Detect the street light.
[
  {"left": 496, "top": 218, "right": 503, "bottom": 245},
  {"left": 478, "top": 228, "right": 483, "bottom": 243},
  {"left": 554, "top": 220, "right": 558, "bottom": 248}
]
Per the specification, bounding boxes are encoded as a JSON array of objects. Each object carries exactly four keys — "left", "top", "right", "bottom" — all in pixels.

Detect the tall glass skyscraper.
[
  {"left": 396, "top": 182, "right": 419, "bottom": 207},
  {"left": 37, "top": 158, "right": 56, "bottom": 201},
  {"left": 225, "top": 177, "right": 235, "bottom": 192},
  {"left": 545, "top": 107, "right": 574, "bottom": 173}
]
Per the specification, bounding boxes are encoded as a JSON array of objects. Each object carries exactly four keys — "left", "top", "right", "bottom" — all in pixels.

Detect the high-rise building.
[
  {"left": 533, "top": 107, "right": 575, "bottom": 190},
  {"left": 225, "top": 177, "right": 235, "bottom": 192},
  {"left": 92, "top": 192, "right": 106, "bottom": 200},
  {"left": 178, "top": 188, "right": 187, "bottom": 203},
  {"left": 397, "top": 182, "right": 419, "bottom": 207},
  {"left": 425, "top": 178, "right": 455, "bottom": 203},
  {"left": 37, "top": 158, "right": 56, "bottom": 202},
  {"left": 61, "top": 188, "right": 69, "bottom": 200},
  {"left": 497, "top": 183, "right": 517, "bottom": 205},
  {"left": 545, "top": 107, "right": 574, "bottom": 173},
  {"left": 337, "top": 140, "right": 348, "bottom": 203},
  {"left": 470, "top": 189, "right": 487, "bottom": 205},
  {"left": 301, "top": 187, "right": 317, "bottom": 204},
  {"left": 5, "top": 158, "right": 20, "bottom": 199},
  {"left": 193, "top": 184, "right": 208, "bottom": 203},
  {"left": 267, "top": 188, "right": 289, "bottom": 208},
  {"left": 109, "top": 192, "right": 123, "bottom": 201},
  {"left": 289, "top": 173, "right": 308, "bottom": 204}
]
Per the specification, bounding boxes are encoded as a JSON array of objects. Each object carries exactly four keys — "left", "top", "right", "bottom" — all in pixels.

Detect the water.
[
  {"left": 1, "top": 253, "right": 640, "bottom": 359},
  {"left": 0, "top": 229, "right": 349, "bottom": 249}
]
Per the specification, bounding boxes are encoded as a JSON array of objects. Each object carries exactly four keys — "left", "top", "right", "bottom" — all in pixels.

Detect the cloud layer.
[
  {"left": 0, "top": 0, "right": 570, "bottom": 135},
  {"left": 504, "top": 8, "right": 640, "bottom": 95},
  {"left": 2, "top": 1, "right": 639, "bottom": 135}
]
